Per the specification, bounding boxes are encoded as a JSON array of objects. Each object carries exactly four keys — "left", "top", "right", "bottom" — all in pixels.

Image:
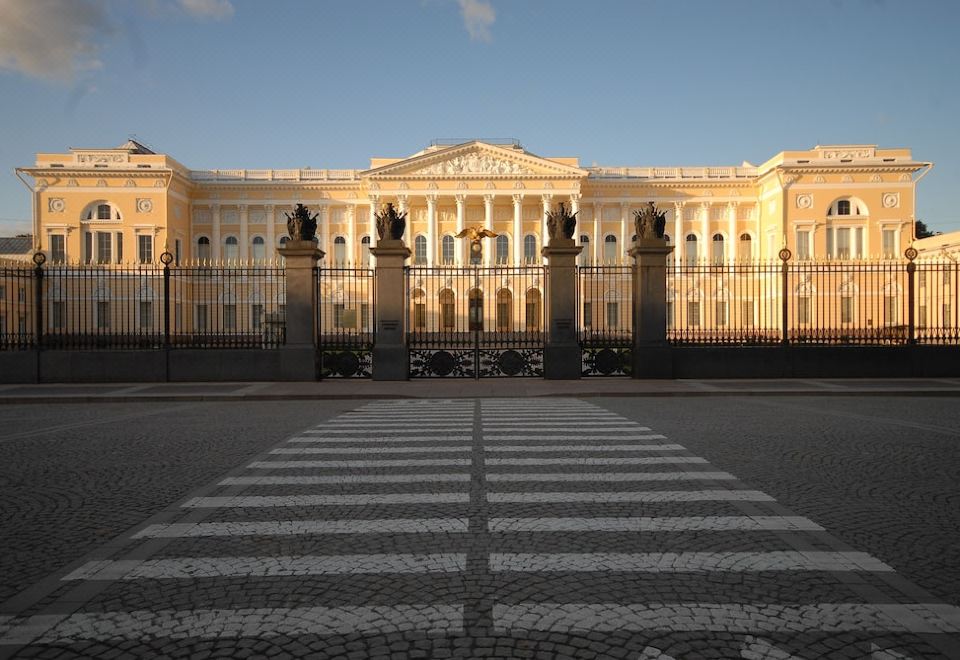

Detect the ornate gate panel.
[
  {"left": 316, "top": 267, "right": 374, "bottom": 378},
  {"left": 407, "top": 266, "right": 545, "bottom": 378},
  {"left": 578, "top": 265, "right": 633, "bottom": 376}
]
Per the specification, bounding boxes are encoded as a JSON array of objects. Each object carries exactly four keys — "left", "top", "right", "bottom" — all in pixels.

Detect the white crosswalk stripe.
[
  {"left": 133, "top": 518, "right": 470, "bottom": 538},
  {"left": 247, "top": 459, "right": 472, "bottom": 468},
  {"left": 488, "top": 516, "right": 824, "bottom": 532},
  {"left": 183, "top": 493, "right": 470, "bottom": 508},
  {"left": 219, "top": 474, "right": 471, "bottom": 485},
  {"left": 486, "top": 471, "right": 736, "bottom": 483},
  {"left": 485, "top": 456, "right": 709, "bottom": 466}
]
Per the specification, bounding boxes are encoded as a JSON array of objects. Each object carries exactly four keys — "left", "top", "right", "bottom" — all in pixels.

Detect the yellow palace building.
[{"left": 15, "top": 139, "right": 931, "bottom": 268}]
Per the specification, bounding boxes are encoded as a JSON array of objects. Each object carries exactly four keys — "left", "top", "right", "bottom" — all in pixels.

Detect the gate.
[
  {"left": 315, "top": 267, "right": 374, "bottom": 378},
  {"left": 578, "top": 265, "right": 633, "bottom": 376},
  {"left": 407, "top": 266, "right": 545, "bottom": 378}
]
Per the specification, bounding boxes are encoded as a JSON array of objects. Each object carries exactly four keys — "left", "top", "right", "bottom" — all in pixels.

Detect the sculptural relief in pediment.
[{"left": 411, "top": 152, "right": 535, "bottom": 176}]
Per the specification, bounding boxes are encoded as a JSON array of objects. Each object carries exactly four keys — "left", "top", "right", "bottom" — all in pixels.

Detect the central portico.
[{"left": 362, "top": 140, "right": 588, "bottom": 267}]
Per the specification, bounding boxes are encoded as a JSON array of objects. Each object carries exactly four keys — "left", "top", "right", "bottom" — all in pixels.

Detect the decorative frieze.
[{"left": 412, "top": 153, "right": 534, "bottom": 176}]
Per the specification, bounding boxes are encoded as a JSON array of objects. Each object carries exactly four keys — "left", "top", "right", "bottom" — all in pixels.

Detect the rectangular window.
[
  {"left": 224, "top": 304, "right": 237, "bottom": 331},
  {"left": 441, "top": 302, "right": 454, "bottom": 330},
  {"left": 836, "top": 228, "right": 851, "bottom": 259},
  {"left": 583, "top": 302, "right": 592, "bottom": 328},
  {"left": 361, "top": 303, "right": 370, "bottom": 331},
  {"left": 854, "top": 227, "right": 864, "bottom": 258},
  {"left": 666, "top": 301, "right": 674, "bottom": 329},
  {"left": 414, "top": 303, "right": 426, "bottom": 330},
  {"left": 606, "top": 302, "right": 619, "bottom": 329},
  {"left": 443, "top": 239, "right": 455, "bottom": 265},
  {"left": 52, "top": 301, "right": 65, "bottom": 330},
  {"left": 496, "top": 301, "right": 510, "bottom": 331},
  {"left": 195, "top": 304, "right": 208, "bottom": 332},
  {"left": 825, "top": 228, "right": 834, "bottom": 259},
  {"left": 841, "top": 295, "right": 853, "bottom": 324},
  {"left": 715, "top": 300, "right": 728, "bottom": 327},
  {"left": 741, "top": 300, "right": 754, "bottom": 327},
  {"left": 96, "top": 301, "right": 110, "bottom": 330},
  {"left": 525, "top": 302, "right": 540, "bottom": 330},
  {"left": 50, "top": 235, "right": 66, "bottom": 263},
  {"left": 18, "top": 287, "right": 25, "bottom": 303},
  {"left": 96, "top": 232, "right": 111, "bottom": 264},
  {"left": 795, "top": 230, "right": 810, "bottom": 261},
  {"left": 881, "top": 229, "right": 897, "bottom": 259},
  {"left": 18, "top": 315, "right": 26, "bottom": 334},
  {"left": 918, "top": 304, "right": 927, "bottom": 328},
  {"left": 116, "top": 232, "right": 123, "bottom": 263},
  {"left": 945, "top": 303, "right": 952, "bottom": 329},
  {"left": 798, "top": 297, "right": 811, "bottom": 325},
  {"left": 138, "top": 235, "right": 153, "bottom": 264},
  {"left": 334, "top": 303, "right": 345, "bottom": 329},
  {"left": 252, "top": 304, "right": 263, "bottom": 330},
  {"left": 139, "top": 301, "right": 153, "bottom": 330},
  {"left": 687, "top": 301, "right": 700, "bottom": 327},
  {"left": 175, "top": 238, "right": 182, "bottom": 266}
]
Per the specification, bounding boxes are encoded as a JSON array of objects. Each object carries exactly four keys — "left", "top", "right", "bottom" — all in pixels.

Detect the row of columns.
[{"left": 197, "top": 199, "right": 757, "bottom": 264}]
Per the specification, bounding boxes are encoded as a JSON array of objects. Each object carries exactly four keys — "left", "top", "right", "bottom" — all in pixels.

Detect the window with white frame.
[
  {"left": 137, "top": 234, "right": 153, "bottom": 264},
  {"left": 685, "top": 234, "right": 698, "bottom": 264},
  {"left": 605, "top": 301, "right": 619, "bottom": 329},
  {"left": 795, "top": 229, "right": 811, "bottom": 261},
  {"left": 335, "top": 236, "right": 347, "bottom": 264},
  {"left": 579, "top": 235, "right": 590, "bottom": 266},
  {"left": 414, "top": 235, "right": 427, "bottom": 264},
  {"left": 881, "top": 228, "right": 897, "bottom": 259},
  {"left": 715, "top": 299, "right": 728, "bottom": 326},
  {"left": 96, "top": 301, "right": 111, "bottom": 330},
  {"left": 139, "top": 301, "right": 153, "bottom": 330},
  {"left": 711, "top": 234, "right": 724, "bottom": 264},
  {"left": 687, "top": 300, "right": 700, "bottom": 327},
  {"left": 826, "top": 227, "right": 864, "bottom": 259},
  {"left": 797, "top": 296, "right": 811, "bottom": 324},
  {"left": 251, "top": 236, "right": 265, "bottom": 261},
  {"left": 442, "top": 235, "right": 455, "bottom": 265},
  {"left": 494, "top": 235, "right": 508, "bottom": 265},
  {"left": 83, "top": 201, "right": 121, "bottom": 222},
  {"left": 175, "top": 238, "right": 182, "bottom": 265},
  {"left": 96, "top": 231, "right": 112, "bottom": 264},
  {"left": 50, "top": 235, "right": 65, "bottom": 263},
  {"left": 738, "top": 233, "right": 752, "bottom": 262},
  {"left": 741, "top": 299, "right": 754, "bottom": 327},
  {"left": 361, "top": 236, "right": 372, "bottom": 266},
  {"left": 195, "top": 304, "right": 208, "bottom": 331},
  {"left": 603, "top": 235, "right": 618, "bottom": 264},
  {"left": 197, "top": 236, "right": 211, "bottom": 261},
  {"left": 841, "top": 293, "right": 854, "bottom": 324},
  {"left": 51, "top": 301, "right": 65, "bottom": 330},
  {"left": 224, "top": 236, "right": 239, "bottom": 261},
  {"left": 252, "top": 304, "right": 264, "bottom": 330},
  {"left": 523, "top": 235, "right": 537, "bottom": 264},
  {"left": 583, "top": 301, "right": 592, "bottom": 328}
]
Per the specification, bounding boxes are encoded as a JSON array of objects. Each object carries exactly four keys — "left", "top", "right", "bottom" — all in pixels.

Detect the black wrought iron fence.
[
  {"left": 578, "top": 265, "right": 632, "bottom": 376},
  {"left": 316, "top": 267, "right": 374, "bottom": 377},
  {"left": 0, "top": 256, "right": 286, "bottom": 350}
]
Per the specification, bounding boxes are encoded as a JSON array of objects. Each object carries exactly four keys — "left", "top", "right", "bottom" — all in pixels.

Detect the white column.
[
  {"left": 541, "top": 194, "right": 553, "bottom": 253},
  {"left": 620, "top": 201, "right": 630, "bottom": 264},
  {"left": 265, "top": 205, "right": 275, "bottom": 261},
  {"left": 367, "top": 196, "right": 378, "bottom": 264},
  {"left": 673, "top": 202, "right": 684, "bottom": 266},
  {"left": 320, "top": 205, "right": 330, "bottom": 261},
  {"left": 455, "top": 194, "right": 465, "bottom": 266},
  {"left": 569, "top": 194, "right": 580, "bottom": 219},
  {"left": 727, "top": 202, "right": 737, "bottom": 262},
  {"left": 346, "top": 205, "right": 356, "bottom": 265},
  {"left": 211, "top": 204, "right": 221, "bottom": 261},
  {"left": 512, "top": 194, "right": 523, "bottom": 266},
  {"left": 701, "top": 202, "right": 710, "bottom": 262},
  {"left": 483, "top": 194, "right": 494, "bottom": 266},
  {"left": 593, "top": 202, "right": 601, "bottom": 264},
  {"left": 426, "top": 194, "right": 437, "bottom": 267},
  {"left": 239, "top": 204, "right": 249, "bottom": 261},
  {"left": 397, "top": 195, "right": 409, "bottom": 246}
]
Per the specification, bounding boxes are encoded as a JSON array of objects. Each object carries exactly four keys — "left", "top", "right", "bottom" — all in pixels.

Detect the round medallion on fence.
[
  {"left": 429, "top": 350, "right": 456, "bottom": 376},
  {"left": 497, "top": 349, "right": 526, "bottom": 376},
  {"left": 333, "top": 351, "right": 360, "bottom": 377},
  {"left": 593, "top": 348, "right": 622, "bottom": 375}
]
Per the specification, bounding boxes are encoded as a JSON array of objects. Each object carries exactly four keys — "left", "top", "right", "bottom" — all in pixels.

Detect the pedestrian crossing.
[{"left": 2, "top": 397, "right": 959, "bottom": 658}]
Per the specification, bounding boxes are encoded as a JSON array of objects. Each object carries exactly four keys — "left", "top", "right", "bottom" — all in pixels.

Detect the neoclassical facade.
[{"left": 16, "top": 139, "right": 931, "bottom": 267}]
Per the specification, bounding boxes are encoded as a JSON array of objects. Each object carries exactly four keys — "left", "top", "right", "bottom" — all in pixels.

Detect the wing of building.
[{"left": 16, "top": 139, "right": 931, "bottom": 266}]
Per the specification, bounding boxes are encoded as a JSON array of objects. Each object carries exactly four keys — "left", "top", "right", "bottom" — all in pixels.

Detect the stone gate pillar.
[
  {"left": 277, "top": 239, "right": 324, "bottom": 379},
  {"left": 542, "top": 237, "right": 583, "bottom": 379},
  {"left": 370, "top": 238, "right": 411, "bottom": 380},
  {"left": 629, "top": 237, "right": 674, "bottom": 378}
]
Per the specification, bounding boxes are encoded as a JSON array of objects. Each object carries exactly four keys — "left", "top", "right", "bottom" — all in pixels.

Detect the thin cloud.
[
  {"left": 178, "top": 0, "right": 234, "bottom": 20},
  {"left": 0, "top": 0, "right": 112, "bottom": 81},
  {"left": 0, "top": 0, "right": 234, "bottom": 82},
  {"left": 457, "top": 0, "right": 495, "bottom": 42}
]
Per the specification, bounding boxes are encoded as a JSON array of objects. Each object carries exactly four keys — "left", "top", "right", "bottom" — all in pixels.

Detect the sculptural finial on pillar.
[
  {"left": 633, "top": 201, "right": 667, "bottom": 240},
  {"left": 375, "top": 203, "right": 407, "bottom": 242},
  {"left": 284, "top": 203, "right": 319, "bottom": 242},
  {"left": 545, "top": 201, "right": 578, "bottom": 242}
]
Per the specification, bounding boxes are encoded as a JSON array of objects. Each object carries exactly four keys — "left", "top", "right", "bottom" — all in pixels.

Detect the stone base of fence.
[{"left": 633, "top": 344, "right": 673, "bottom": 379}]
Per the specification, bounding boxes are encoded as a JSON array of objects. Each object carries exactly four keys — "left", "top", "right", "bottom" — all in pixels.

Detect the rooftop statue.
[
  {"left": 633, "top": 201, "right": 667, "bottom": 240},
  {"left": 284, "top": 203, "right": 319, "bottom": 242},
  {"left": 375, "top": 202, "right": 407, "bottom": 241},
  {"left": 546, "top": 201, "right": 577, "bottom": 241}
]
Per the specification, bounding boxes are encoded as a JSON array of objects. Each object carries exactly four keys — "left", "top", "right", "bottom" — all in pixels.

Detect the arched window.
[
  {"left": 197, "top": 236, "right": 211, "bottom": 261},
  {"left": 685, "top": 234, "right": 698, "bottom": 264},
  {"left": 828, "top": 197, "right": 868, "bottom": 217},
  {"left": 495, "top": 235, "right": 509, "bottom": 265},
  {"left": 439, "top": 289, "right": 455, "bottom": 330},
  {"left": 360, "top": 236, "right": 371, "bottom": 266},
  {"left": 738, "top": 233, "right": 752, "bottom": 261},
  {"left": 469, "top": 288, "right": 483, "bottom": 331},
  {"left": 664, "top": 234, "right": 672, "bottom": 245},
  {"left": 525, "top": 288, "right": 542, "bottom": 331},
  {"left": 496, "top": 289, "right": 512, "bottom": 331},
  {"left": 442, "top": 235, "right": 455, "bottom": 265},
  {"left": 523, "top": 235, "right": 537, "bottom": 264},
  {"left": 252, "top": 236, "right": 265, "bottom": 261},
  {"left": 97, "top": 204, "right": 112, "bottom": 220},
  {"left": 579, "top": 235, "right": 590, "bottom": 266},
  {"left": 603, "top": 235, "right": 618, "bottom": 263},
  {"left": 414, "top": 235, "right": 427, "bottom": 264},
  {"left": 224, "top": 236, "right": 239, "bottom": 261},
  {"left": 334, "top": 236, "right": 346, "bottom": 264},
  {"left": 711, "top": 233, "right": 724, "bottom": 264},
  {"left": 82, "top": 201, "right": 121, "bottom": 222}
]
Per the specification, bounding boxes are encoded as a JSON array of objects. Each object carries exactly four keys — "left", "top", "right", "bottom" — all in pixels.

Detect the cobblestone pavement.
[{"left": 1, "top": 398, "right": 959, "bottom": 659}]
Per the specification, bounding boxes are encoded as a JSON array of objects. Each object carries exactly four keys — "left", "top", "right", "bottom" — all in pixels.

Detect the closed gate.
[
  {"left": 578, "top": 265, "right": 633, "bottom": 376},
  {"left": 407, "top": 266, "right": 545, "bottom": 378},
  {"left": 315, "top": 267, "right": 374, "bottom": 378}
]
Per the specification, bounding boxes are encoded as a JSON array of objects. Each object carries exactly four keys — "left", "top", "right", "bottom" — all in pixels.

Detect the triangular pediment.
[{"left": 363, "top": 141, "right": 587, "bottom": 178}]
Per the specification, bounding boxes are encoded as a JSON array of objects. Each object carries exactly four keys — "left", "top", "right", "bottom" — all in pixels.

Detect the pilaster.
[
  {"left": 673, "top": 201, "right": 684, "bottom": 266},
  {"left": 483, "top": 194, "right": 494, "bottom": 266},
  {"left": 211, "top": 204, "right": 221, "bottom": 261},
  {"left": 427, "top": 194, "right": 437, "bottom": 267},
  {"left": 239, "top": 205, "right": 249, "bottom": 260},
  {"left": 512, "top": 194, "right": 523, "bottom": 266},
  {"left": 265, "top": 205, "right": 275, "bottom": 259},
  {"left": 455, "top": 194, "right": 466, "bottom": 266}
]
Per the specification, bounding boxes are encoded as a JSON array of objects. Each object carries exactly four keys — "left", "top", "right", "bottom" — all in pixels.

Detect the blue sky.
[{"left": 1, "top": 0, "right": 959, "bottom": 235}]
